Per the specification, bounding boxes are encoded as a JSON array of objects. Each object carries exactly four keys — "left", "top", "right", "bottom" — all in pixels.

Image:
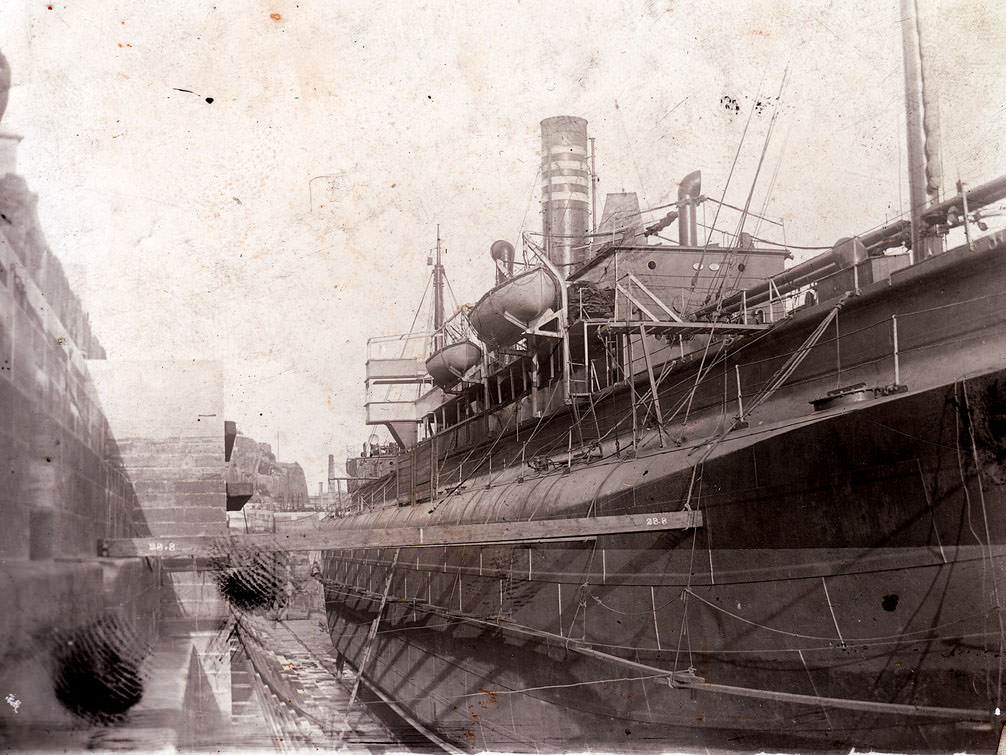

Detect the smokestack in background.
[{"left": 541, "top": 116, "right": 589, "bottom": 272}]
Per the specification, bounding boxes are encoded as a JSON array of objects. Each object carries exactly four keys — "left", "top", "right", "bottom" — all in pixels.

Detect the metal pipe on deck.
[
  {"left": 691, "top": 249, "right": 840, "bottom": 320},
  {"left": 921, "top": 173, "right": 1006, "bottom": 227},
  {"left": 677, "top": 171, "right": 702, "bottom": 247}
]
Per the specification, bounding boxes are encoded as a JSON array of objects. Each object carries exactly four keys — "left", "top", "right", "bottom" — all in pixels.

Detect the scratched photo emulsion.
[{"left": 1, "top": 1, "right": 1005, "bottom": 753}]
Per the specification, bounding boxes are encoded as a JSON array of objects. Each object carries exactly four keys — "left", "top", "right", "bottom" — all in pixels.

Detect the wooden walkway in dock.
[{"left": 237, "top": 615, "right": 444, "bottom": 753}]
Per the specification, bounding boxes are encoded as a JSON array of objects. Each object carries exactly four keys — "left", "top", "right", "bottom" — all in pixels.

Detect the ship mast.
[
  {"left": 432, "top": 224, "right": 445, "bottom": 347},
  {"left": 901, "top": 0, "right": 944, "bottom": 261}
]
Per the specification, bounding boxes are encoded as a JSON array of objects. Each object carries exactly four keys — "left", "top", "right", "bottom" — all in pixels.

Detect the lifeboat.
[
  {"left": 425, "top": 339, "right": 482, "bottom": 389},
  {"left": 469, "top": 267, "right": 560, "bottom": 348}
]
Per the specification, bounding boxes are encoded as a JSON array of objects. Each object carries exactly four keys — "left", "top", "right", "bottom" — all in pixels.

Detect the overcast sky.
[{"left": 1, "top": 0, "right": 1004, "bottom": 489}]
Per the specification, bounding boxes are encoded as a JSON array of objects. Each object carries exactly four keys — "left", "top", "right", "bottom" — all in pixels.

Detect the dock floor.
[{"left": 237, "top": 615, "right": 418, "bottom": 752}]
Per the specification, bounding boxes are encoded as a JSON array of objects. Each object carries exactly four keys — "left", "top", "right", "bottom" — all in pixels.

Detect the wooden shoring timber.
[
  {"left": 337, "top": 547, "right": 401, "bottom": 745},
  {"left": 100, "top": 509, "right": 703, "bottom": 558},
  {"left": 332, "top": 582, "right": 991, "bottom": 725}
]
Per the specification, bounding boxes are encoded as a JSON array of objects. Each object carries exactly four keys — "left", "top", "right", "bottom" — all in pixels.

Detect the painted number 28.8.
[{"left": 645, "top": 517, "right": 668, "bottom": 526}]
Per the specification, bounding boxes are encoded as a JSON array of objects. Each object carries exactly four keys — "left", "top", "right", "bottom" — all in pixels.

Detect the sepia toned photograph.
[{"left": 1, "top": 0, "right": 1005, "bottom": 752}]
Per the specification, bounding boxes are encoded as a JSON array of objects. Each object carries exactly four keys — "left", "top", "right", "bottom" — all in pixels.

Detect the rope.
[
  {"left": 614, "top": 99, "right": 649, "bottom": 204},
  {"left": 562, "top": 540, "right": 598, "bottom": 646},
  {"left": 727, "top": 118, "right": 793, "bottom": 294},
  {"left": 960, "top": 378, "right": 1006, "bottom": 713},
  {"left": 320, "top": 573, "right": 996, "bottom": 653},
  {"left": 707, "top": 292, "right": 849, "bottom": 439},
  {"left": 752, "top": 120, "right": 791, "bottom": 237},
  {"left": 516, "top": 165, "right": 542, "bottom": 243},
  {"left": 459, "top": 672, "right": 671, "bottom": 698},
  {"left": 683, "top": 587, "right": 991, "bottom": 644},
  {"left": 709, "top": 65, "right": 790, "bottom": 305},
  {"left": 689, "top": 76, "right": 765, "bottom": 290},
  {"left": 703, "top": 197, "right": 784, "bottom": 229},
  {"left": 590, "top": 593, "right": 677, "bottom": 616}
]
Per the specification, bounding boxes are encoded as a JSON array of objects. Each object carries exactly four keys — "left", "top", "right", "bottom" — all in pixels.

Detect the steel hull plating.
[
  {"left": 325, "top": 233, "right": 1006, "bottom": 752},
  {"left": 324, "top": 374, "right": 1006, "bottom": 751}
]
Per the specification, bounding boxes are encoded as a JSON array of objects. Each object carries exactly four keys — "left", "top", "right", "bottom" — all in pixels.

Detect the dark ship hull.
[{"left": 322, "top": 231, "right": 1006, "bottom": 751}]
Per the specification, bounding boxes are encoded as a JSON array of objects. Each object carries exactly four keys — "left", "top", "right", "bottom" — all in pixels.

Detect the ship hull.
[
  {"left": 324, "top": 370, "right": 1006, "bottom": 752},
  {"left": 327, "top": 233, "right": 1006, "bottom": 751}
]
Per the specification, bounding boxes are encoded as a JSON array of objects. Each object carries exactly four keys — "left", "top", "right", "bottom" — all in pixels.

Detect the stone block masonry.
[
  {"left": 0, "top": 167, "right": 161, "bottom": 740},
  {"left": 0, "top": 76, "right": 232, "bottom": 747},
  {"left": 88, "top": 360, "right": 230, "bottom": 632}
]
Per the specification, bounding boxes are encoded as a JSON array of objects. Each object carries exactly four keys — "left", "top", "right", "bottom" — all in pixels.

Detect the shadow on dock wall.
[{"left": 0, "top": 165, "right": 232, "bottom": 746}]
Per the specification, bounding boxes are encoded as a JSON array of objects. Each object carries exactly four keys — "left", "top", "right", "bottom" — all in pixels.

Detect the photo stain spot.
[
  {"left": 270, "top": 12, "right": 281, "bottom": 21},
  {"left": 52, "top": 616, "right": 146, "bottom": 724},
  {"left": 882, "top": 593, "right": 900, "bottom": 611},
  {"left": 213, "top": 551, "right": 288, "bottom": 612},
  {"left": 720, "top": 95, "right": 740, "bottom": 114},
  {"left": 205, "top": 97, "right": 214, "bottom": 104}
]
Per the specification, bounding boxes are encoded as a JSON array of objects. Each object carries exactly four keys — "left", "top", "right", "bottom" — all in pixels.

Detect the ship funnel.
[
  {"left": 678, "top": 170, "right": 701, "bottom": 247},
  {"left": 327, "top": 453, "right": 336, "bottom": 492},
  {"left": 490, "top": 239, "right": 515, "bottom": 284},
  {"left": 541, "top": 116, "right": 590, "bottom": 272}
]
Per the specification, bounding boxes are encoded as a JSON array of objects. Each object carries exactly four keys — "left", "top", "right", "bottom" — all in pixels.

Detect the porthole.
[
  {"left": 647, "top": 260, "right": 656, "bottom": 270},
  {"left": 709, "top": 263, "right": 720, "bottom": 271}
]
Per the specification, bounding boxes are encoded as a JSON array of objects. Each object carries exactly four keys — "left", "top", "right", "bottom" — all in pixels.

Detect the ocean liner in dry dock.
[{"left": 321, "top": 4, "right": 1006, "bottom": 751}]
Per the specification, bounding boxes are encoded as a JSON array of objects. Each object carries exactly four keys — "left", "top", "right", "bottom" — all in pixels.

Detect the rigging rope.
[
  {"left": 709, "top": 65, "right": 790, "bottom": 306},
  {"left": 958, "top": 379, "right": 1006, "bottom": 714},
  {"left": 696, "top": 292, "right": 851, "bottom": 451},
  {"left": 688, "top": 72, "right": 766, "bottom": 291}
]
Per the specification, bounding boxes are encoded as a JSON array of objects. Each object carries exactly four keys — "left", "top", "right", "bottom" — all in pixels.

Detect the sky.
[{"left": 0, "top": 0, "right": 1004, "bottom": 490}]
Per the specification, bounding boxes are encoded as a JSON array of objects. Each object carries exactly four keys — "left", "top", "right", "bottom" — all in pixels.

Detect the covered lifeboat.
[
  {"left": 425, "top": 339, "right": 482, "bottom": 389},
  {"left": 424, "top": 304, "right": 483, "bottom": 389},
  {"left": 469, "top": 240, "right": 561, "bottom": 348}
]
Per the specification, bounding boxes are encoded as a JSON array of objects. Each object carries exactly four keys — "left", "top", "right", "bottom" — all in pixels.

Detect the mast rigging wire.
[
  {"left": 689, "top": 71, "right": 768, "bottom": 290},
  {"left": 708, "top": 65, "right": 791, "bottom": 307}
]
